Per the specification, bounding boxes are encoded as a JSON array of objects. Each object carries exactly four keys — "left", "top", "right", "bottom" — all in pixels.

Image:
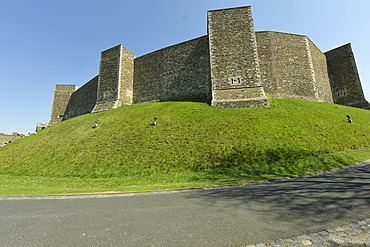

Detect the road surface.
[{"left": 1, "top": 161, "right": 370, "bottom": 246}]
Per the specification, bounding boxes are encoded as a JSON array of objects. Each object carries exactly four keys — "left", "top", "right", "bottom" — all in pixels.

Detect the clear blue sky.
[{"left": 1, "top": 0, "right": 369, "bottom": 134}]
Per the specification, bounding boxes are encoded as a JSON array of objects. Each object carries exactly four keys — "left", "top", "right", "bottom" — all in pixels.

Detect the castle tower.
[
  {"left": 92, "top": 44, "right": 136, "bottom": 113},
  {"left": 325, "top": 43, "right": 370, "bottom": 109},
  {"left": 49, "top": 84, "right": 78, "bottom": 126},
  {"left": 208, "top": 6, "right": 269, "bottom": 108}
]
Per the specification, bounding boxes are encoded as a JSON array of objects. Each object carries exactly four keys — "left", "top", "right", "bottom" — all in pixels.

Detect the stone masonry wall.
[
  {"left": 36, "top": 122, "right": 49, "bottom": 132},
  {"left": 0, "top": 135, "right": 22, "bottom": 146},
  {"left": 208, "top": 6, "right": 269, "bottom": 108},
  {"left": 255, "top": 32, "right": 276, "bottom": 95},
  {"left": 49, "top": 84, "right": 78, "bottom": 126},
  {"left": 93, "top": 45, "right": 135, "bottom": 112},
  {"left": 256, "top": 31, "right": 332, "bottom": 103},
  {"left": 325, "top": 43, "right": 370, "bottom": 109},
  {"left": 45, "top": 6, "right": 369, "bottom": 128},
  {"left": 256, "top": 32, "right": 315, "bottom": 101},
  {"left": 63, "top": 76, "right": 99, "bottom": 120},
  {"left": 133, "top": 35, "right": 211, "bottom": 103},
  {"left": 119, "top": 45, "right": 136, "bottom": 106},
  {"left": 307, "top": 39, "right": 333, "bottom": 103}
]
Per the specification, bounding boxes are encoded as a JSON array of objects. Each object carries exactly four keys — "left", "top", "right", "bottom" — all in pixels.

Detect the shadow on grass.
[
  {"left": 186, "top": 147, "right": 370, "bottom": 226},
  {"left": 193, "top": 147, "right": 336, "bottom": 180}
]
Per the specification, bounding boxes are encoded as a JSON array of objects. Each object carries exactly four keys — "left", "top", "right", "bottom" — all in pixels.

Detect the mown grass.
[{"left": 0, "top": 98, "right": 370, "bottom": 195}]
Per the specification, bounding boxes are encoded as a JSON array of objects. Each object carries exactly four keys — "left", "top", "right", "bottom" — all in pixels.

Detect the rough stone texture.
[
  {"left": 212, "top": 88, "right": 269, "bottom": 108},
  {"left": 249, "top": 218, "right": 370, "bottom": 247},
  {"left": 256, "top": 31, "right": 333, "bottom": 103},
  {"left": 308, "top": 39, "right": 334, "bottom": 103},
  {"left": 119, "top": 46, "right": 136, "bottom": 106},
  {"left": 63, "top": 76, "right": 99, "bottom": 120},
  {"left": 325, "top": 43, "right": 370, "bottom": 109},
  {"left": 36, "top": 122, "right": 49, "bottom": 132},
  {"left": 45, "top": 5, "right": 368, "bottom": 127},
  {"left": 49, "top": 84, "right": 78, "bottom": 126},
  {"left": 208, "top": 6, "right": 269, "bottom": 108},
  {"left": 133, "top": 36, "right": 211, "bottom": 103},
  {"left": 92, "top": 45, "right": 136, "bottom": 113},
  {"left": 0, "top": 135, "right": 23, "bottom": 146}
]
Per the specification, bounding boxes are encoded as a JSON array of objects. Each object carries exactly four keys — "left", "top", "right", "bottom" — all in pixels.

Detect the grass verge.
[{"left": 0, "top": 99, "right": 369, "bottom": 195}]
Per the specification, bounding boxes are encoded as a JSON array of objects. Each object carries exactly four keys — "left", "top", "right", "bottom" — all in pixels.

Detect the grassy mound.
[{"left": 1, "top": 99, "right": 370, "bottom": 195}]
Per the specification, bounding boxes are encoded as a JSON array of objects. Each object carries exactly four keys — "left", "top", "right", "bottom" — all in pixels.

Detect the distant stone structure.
[
  {"left": 49, "top": 84, "right": 78, "bottom": 126},
  {"left": 36, "top": 122, "right": 49, "bottom": 132},
  {"left": 43, "top": 6, "right": 369, "bottom": 128},
  {"left": 0, "top": 134, "right": 24, "bottom": 146}
]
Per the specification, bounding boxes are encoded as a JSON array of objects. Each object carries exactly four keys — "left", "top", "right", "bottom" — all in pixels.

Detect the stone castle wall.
[
  {"left": 208, "top": 6, "right": 269, "bottom": 108},
  {"left": 0, "top": 135, "right": 23, "bottom": 146},
  {"left": 92, "top": 45, "right": 135, "bottom": 113},
  {"left": 133, "top": 35, "right": 211, "bottom": 103},
  {"left": 49, "top": 84, "right": 78, "bottom": 126},
  {"left": 307, "top": 39, "right": 334, "bottom": 103},
  {"left": 36, "top": 122, "right": 49, "bottom": 132},
  {"left": 325, "top": 44, "right": 370, "bottom": 109},
  {"left": 44, "top": 5, "right": 368, "bottom": 129},
  {"left": 63, "top": 76, "right": 99, "bottom": 120},
  {"left": 256, "top": 31, "right": 333, "bottom": 103},
  {"left": 118, "top": 45, "right": 136, "bottom": 106}
]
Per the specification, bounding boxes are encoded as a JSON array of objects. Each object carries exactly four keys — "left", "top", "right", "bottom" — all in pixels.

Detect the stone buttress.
[
  {"left": 208, "top": 6, "right": 269, "bottom": 108},
  {"left": 92, "top": 44, "right": 136, "bottom": 113},
  {"left": 49, "top": 84, "right": 78, "bottom": 126},
  {"left": 325, "top": 43, "right": 370, "bottom": 109}
]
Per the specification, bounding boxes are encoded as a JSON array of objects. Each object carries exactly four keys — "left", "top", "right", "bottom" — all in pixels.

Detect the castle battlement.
[{"left": 45, "top": 6, "right": 369, "bottom": 130}]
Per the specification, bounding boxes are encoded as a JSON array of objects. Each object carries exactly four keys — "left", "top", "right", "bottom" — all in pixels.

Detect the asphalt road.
[{"left": 1, "top": 161, "right": 370, "bottom": 247}]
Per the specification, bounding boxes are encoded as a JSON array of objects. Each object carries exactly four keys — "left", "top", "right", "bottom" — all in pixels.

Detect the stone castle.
[{"left": 41, "top": 6, "right": 369, "bottom": 129}]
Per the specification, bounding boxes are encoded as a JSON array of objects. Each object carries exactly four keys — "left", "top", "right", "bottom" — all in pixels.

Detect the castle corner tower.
[
  {"left": 49, "top": 84, "right": 78, "bottom": 126},
  {"left": 325, "top": 43, "right": 370, "bottom": 109},
  {"left": 208, "top": 6, "right": 269, "bottom": 108},
  {"left": 92, "top": 44, "right": 136, "bottom": 113}
]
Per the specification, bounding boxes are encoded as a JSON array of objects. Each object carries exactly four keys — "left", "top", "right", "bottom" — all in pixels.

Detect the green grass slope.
[{"left": 1, "top": 98, "right": 370, "bottom": 195}]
